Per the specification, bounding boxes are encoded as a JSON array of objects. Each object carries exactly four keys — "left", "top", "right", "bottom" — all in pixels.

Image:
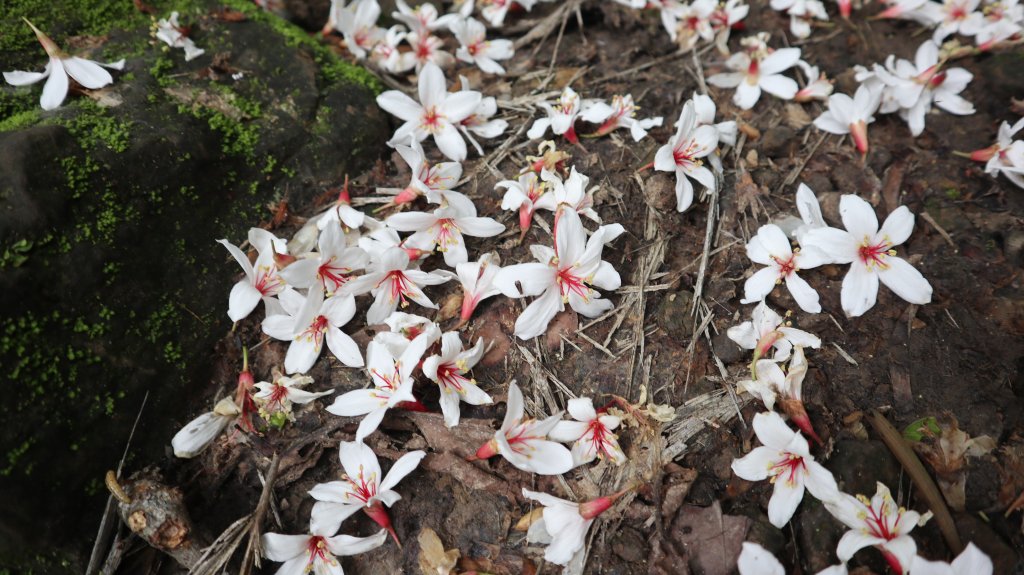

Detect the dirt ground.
[{"left": 112, "top": 2, "right": 1024, "bottom": 573}]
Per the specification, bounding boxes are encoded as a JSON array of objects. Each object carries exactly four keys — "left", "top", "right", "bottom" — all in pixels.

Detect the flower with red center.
[
  {"left": 825, "top": 482, "right": 929, "bottom": 573},
  {"left": 279, "top": 225, "right": 370, "bottom": 296},
  {"left": 253, "top": 370, "right": 333, "bottom": 422},
  {"left": 218, "top": 228, "right": 289, "bottom": 322},
  {"left": 422, "top": 332, "right": 492, "bottom": 427},
  {"left": 452, "top": 17, "right": 514, "bottom": 75},
  {"left": 343, "top": 247, "right": 452, "bottom": 325},
  {"left": 309, "top": 440, "right": 425, "bottom": 544},
  {"left": 498, "top": 172, "right": 548, "bottom": 240},
  {"left": 401, "top": 31, "right": 454, "bottom": 73},
  {"left": 261, "top": 526, "right": 388, "bottom": 574},
  {"left": 742, "top": 223, "right": 829, "bottom": 313},
  {"left": 527, "top": 86, "right": 608, "bottom": 144},
  {"left": 471, "top": 382, "right": 573, "bottom": 475},
  {"left": 380, "top": 139, "right": 462, "bottom": 209},
  {"left": 732, "top": 411, "right": 838, "bottom": 528},
  {"left": 393, "top": 0, "right": 459, "bottom": 34},
  {"left": 549, "top": 397, "right": 627, "bottom": 467},
  {"left": 585, "top": 94, "right": 664, "bottom": 141},
  {"left": 385, "top": 197, "right": 505, "bottom": 267},
  {"left": 653, "top": 100, "right": 719, "bottom": 213},
  {"left": 327, "top": 336, "right": 431, "bottom": 441},
  {"left": 532, "top": 167, "right": 601, "bottom": 224},
  {"left": 727, "top": 300, "right": 821, "bottom": 367},
  {"left": 494, "top": 207, "right": 624, "bottom": 340},
  {"left": 707, "top": 35, "right": 801, "bottom": 110},
  {"left": 377, "top": 62, "right": 481, "bottom": 161},
  {"left": 963, "top": 117, "right": 1024, "bottom": 190},
  {"left": 802, "top": 194, "right": 932, "bottom": 317},
  {"left": 933, "top": 0, "right": 982, "bottom": 42},
  {"left": 262, "top": 289, "right": 364, "bottom": 374}
]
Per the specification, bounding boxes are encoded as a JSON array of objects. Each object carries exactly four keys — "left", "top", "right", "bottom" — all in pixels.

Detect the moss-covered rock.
[{"left": 0, "top": 0, "right": 388, "bottom": 571}]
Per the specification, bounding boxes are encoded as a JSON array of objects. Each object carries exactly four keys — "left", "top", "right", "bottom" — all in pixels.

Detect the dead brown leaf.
[
  {"left": 783, "top": 103, "right": 812, "bottom": 129},
  {"left": 912, "top": 413, "right": 996, "bottom": 511},
  {"left": 734, "top": 170, "right": 765, "bottom": 218},
  {"left": 666, "top": 501, "right": 751, "bottom": 575},
  {"left": 418, "top": 528, "right": 460, "bottom": 575}
]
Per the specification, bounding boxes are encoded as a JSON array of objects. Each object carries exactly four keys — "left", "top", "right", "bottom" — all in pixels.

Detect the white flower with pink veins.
[
  {"left": 261, "top": 288, "right": 365, "bottom": 374},
  {"left": 549, "top": 397, "right": 627, "bottom": 467},
  {"left": 422, "top": 332, "right": 492, "bottom": 427},
  {"left": 654, "top": 100, "right": 719, "bottom": 213},
  {"left": 521, "top": 486, "right": 630, "bottom": 567},
  {"left": 741, "top": 223, "right": 830, "bottom": 313},
  {"left": 494, "top": 207, "right": 623, "bottom": 340},
  {"left": 727, "top": 299, "right": 821, "bottom": 364},
  {"left": 825, "top": 482, "right": 930, "bottom": 574},
  {"left": 731, "top": 411, "right": 838, "bottom": 528},
  {"left": 376, "top": 62, "right": 481, "bottom": 161},
  {"left": 707, "top": 34, "right": 801, "bottom": 110},
  {"left": 343, "top": 246, "right": 452, "bottom": 324},
  {"left": 260, "top": 528, "right": 387, "bottom": 575},
  {"left": 472, "top": 381, "right": 573, "bottom": 475},
  {"left": 452, "top": 17, "right": 514, "bottom": 75},
  {"left": 814, "top": 83, "right": 883, "bottom": 156},
  {"left": 801, "top": 194, "right": 932, "bottom": 317},
  {"left": 218, "top": 228, "right": 289, "bottom": 322}
]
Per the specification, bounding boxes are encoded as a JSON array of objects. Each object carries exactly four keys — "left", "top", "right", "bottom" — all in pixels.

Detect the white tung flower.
[
  {"left": 261, "top": 288, "right": 365, "bottom": 374},
  {"left": 171, "top": 397, "right": 239, "bottom": 458},
  {"left": 801, "top": 194, "right": 932, "bottom": 317},
  {"left": 654, "top": 101, "right": 719, "bottom": 213},
  {"left": 261, "top": 528, "right": 388, "bottom": 574},
  {"left": 452, "top": 17, "right": 514, "bottom": 75},
  {"left": 218, "top": 228, "right": 289, "bottom": 322},
  {"left": 472, "top": 382, "right": 573, "bottom": 475},
  {"left": 813, "top": 83, "right": 883, "bottom": 156},
  {"left": 742, "top": 223, "right": 829, "bottom": 313},
  {"left": 4, "top": 19, "right": 125, "bottom": 111},
  {"left": 727, "top": 300, "right": 821, "bottom": 364},
  {"left": 549, "top": 397, "right": 627, "bottom": 467},
  {"left": 422, "top": 332, "right": 492, "bottom": 427},
  {"left": 707, "top": 36, "right": 801, "bottom": 110},
  {"left": 342, "top": 247, "right": 452, "bottom": 325},
  {"left": 310, "top": 440, "right": 425, "bottom": 542},
  {"left": 825, "top": 482, "right": 929, "bottom": 574},
  {"left": 731, "top": 411, "right": 838, "bottom": 528},
  {"left": 377, "top": 62, "right": 482, "bottom": 161},
  {"left": 522, "top": 486, "right": 629, "bottom": 567},
  {"left": 495, "top": 208, "right": 623, "bottom": 340}
]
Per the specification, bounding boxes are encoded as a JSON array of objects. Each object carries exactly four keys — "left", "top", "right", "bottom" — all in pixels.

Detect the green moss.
[
  {"left": 61, "top": 102, "right": 133, "bottom": 153},
  {"left": 0, "top": 108, "right": 41, "bottom": 133},
  {"left": 0, "top": 0, "right": 144, "bottom": 66},
  {"left": 0, "top": 239, "right": 34, "bottom": 268}
]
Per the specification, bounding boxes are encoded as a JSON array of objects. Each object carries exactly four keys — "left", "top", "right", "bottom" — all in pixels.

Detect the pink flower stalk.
[
  {"left": 521, "top": 485, "right": 633, "bottom": 566},
  {"left": 455, "top": 252, "right": 502, "bottom": 325},
  {"left": 813, "top": 84, "right": 883, "bottom": 155}
]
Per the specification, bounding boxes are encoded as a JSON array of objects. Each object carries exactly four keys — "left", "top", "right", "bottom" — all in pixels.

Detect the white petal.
[
  {"left": 839, "top": 194, "right": 880, "bottom": 240},
  {"left": 785, "top": 273, "right": 821, "bottom": 313},
  {"left": 548, "top": 420, "right": 589, "bottom": 443},
  {"left": 261, "top": 533, "right": 310, "bottom": 562},
  {"left": 767, "top": 471, "right": 805, "bottom": 528},
  {"left": 40, "top": 59, "right": 69, "bottom": 110},
  {"left": 326, "top": 529, "right": 389, "bottom": 556},
  {"left": 759, "top": 74, "right": 799, "bottom": 100},
  {"left": 227, "top": 281, "right": 263, "bottom": 321},
  {"left": 434, "top": 121, "right": 468, "bottom": 161},
  {"left": 841, "top": 263, "right": 879, "bottom": 317},
  {"left": 753, "top": 411, "right": 797, "bottom": 449},
  {"left": 310, "top": 501, "right": 361, "bottom": 536},
  {"left": 171, "top": 411, "right": 231, "bottom": 458},
  {"left": 62, "top": 57, "right": 113, "bottom": 89},
  {"left": 284, "top": 335, "right": 321, "bottom": 375},
  {"left": 742, "top": 267, "right": 780, "bottom": 304},
  {"left": 377, "top": 90, "right": 422, "bottom": 122},
  {"left": 326, "top": 389, "right": 384, "bottom": 417},
  {"left": 735, "top": 81, "right": 762, "bottom": 110},
  {"left": 836, "top": 530, "right": 887, "bottom": 562},
  {"left": 730, "top": 446, "right": 778, "bottom": 482},
  {"left": 379, "top": 450, "right": 426, "bottom": 492},
  {"left": 326, "top": 328, "right": 364, "bottom": 368},
  {"left": 802, "top": 227, "right": 858, "bottom": 264},
  {"left": 878, "top": 206, "right": 915, "bottom": 247},
  {"left": 880, "top": 536, "right": 917, "bottom": 574},
  {"left": 513, "top": 289, "right": 562, "bottom": 340},
  {"left": 737, "top": 543, "right": 785, "bottom": 575},
  {"left": 877, "top": 256, "right": 932, "bottom": 305},
  {"left": 951, "top": 543, "right": 994, "bottom": 575},
  {"left": 3, "top": 67, "right": 49, "bottom": 86}
]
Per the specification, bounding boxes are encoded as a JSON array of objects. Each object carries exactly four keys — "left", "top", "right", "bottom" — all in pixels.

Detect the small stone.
[
  {"left": 644, "top": 172, "right": 679, "bottom": 211},
  {"left": 611, "top": 526, "right": 648, "bottom": 563},
  {"left": 760, "top": 126, "right": 798, "bottom": 158},
  {"left": 656, "top": 290, "right": 695, "bottom": 340},
  {"left": 712, "top": 330, "right": 745, "bottom": 365}
]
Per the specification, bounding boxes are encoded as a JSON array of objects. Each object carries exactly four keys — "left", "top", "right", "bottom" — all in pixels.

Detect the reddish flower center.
[
  {"left": 344, "top": 466, "right": 380, "bottom": 504},
  {"left": 435, "top": 219, "right": 462, "bottom": 250},
  {"left": 422, "top": 106, "right": 444, "bottom": 133},
  {"left": 254, "top": 265, "right": 284, "bottom": 296},
  {"left": 858, "top": 239, "right": 893, "bottom": 270},
  {"left": 770, "top": 453, "right": 806, "bottom": 487},
  {"left": 864, "top": 501, "right": 903, "bottom": 541},
  {"left": 436, "top": 363, "right": 469, "bottom": 392},
  {"left": 266, "top": 383, "right": 290, "bottom": 410},
  {"left": 556, "top": 267, "right": 591, "bottom": 301},
  {"left": 306, "top": 536, "right": 330, "bottom": 566},
  {"left": 772, "top": 254, "right": 797, "bottom": 278},
  {"left": 299, "top": 315, "right": 329, "bottom": 349},
  {"left": 586, "top": 419, "right": 615, "bottom": 458},
  {"left": 319, "top": 257, "right": 352, "bottom": 292},
  {"left": 378, "top": 270, "right": 415, "bottom": 306}
]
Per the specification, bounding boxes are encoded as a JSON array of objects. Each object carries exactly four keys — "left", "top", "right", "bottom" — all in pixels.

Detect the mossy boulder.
[{"left": 0, "top": 0, "right": 388, "bottom": 570}]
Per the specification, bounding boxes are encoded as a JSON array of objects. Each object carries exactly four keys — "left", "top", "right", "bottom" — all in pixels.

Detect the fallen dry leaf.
[
  {"left": 911, "top": 413, "right": 996, "bottom": 511},
  {"left": 666, "top": 501, "right": 750, "bottom": 575},
  {"left": 418, "top": 528, "right": 460, "bottom": 575}
]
